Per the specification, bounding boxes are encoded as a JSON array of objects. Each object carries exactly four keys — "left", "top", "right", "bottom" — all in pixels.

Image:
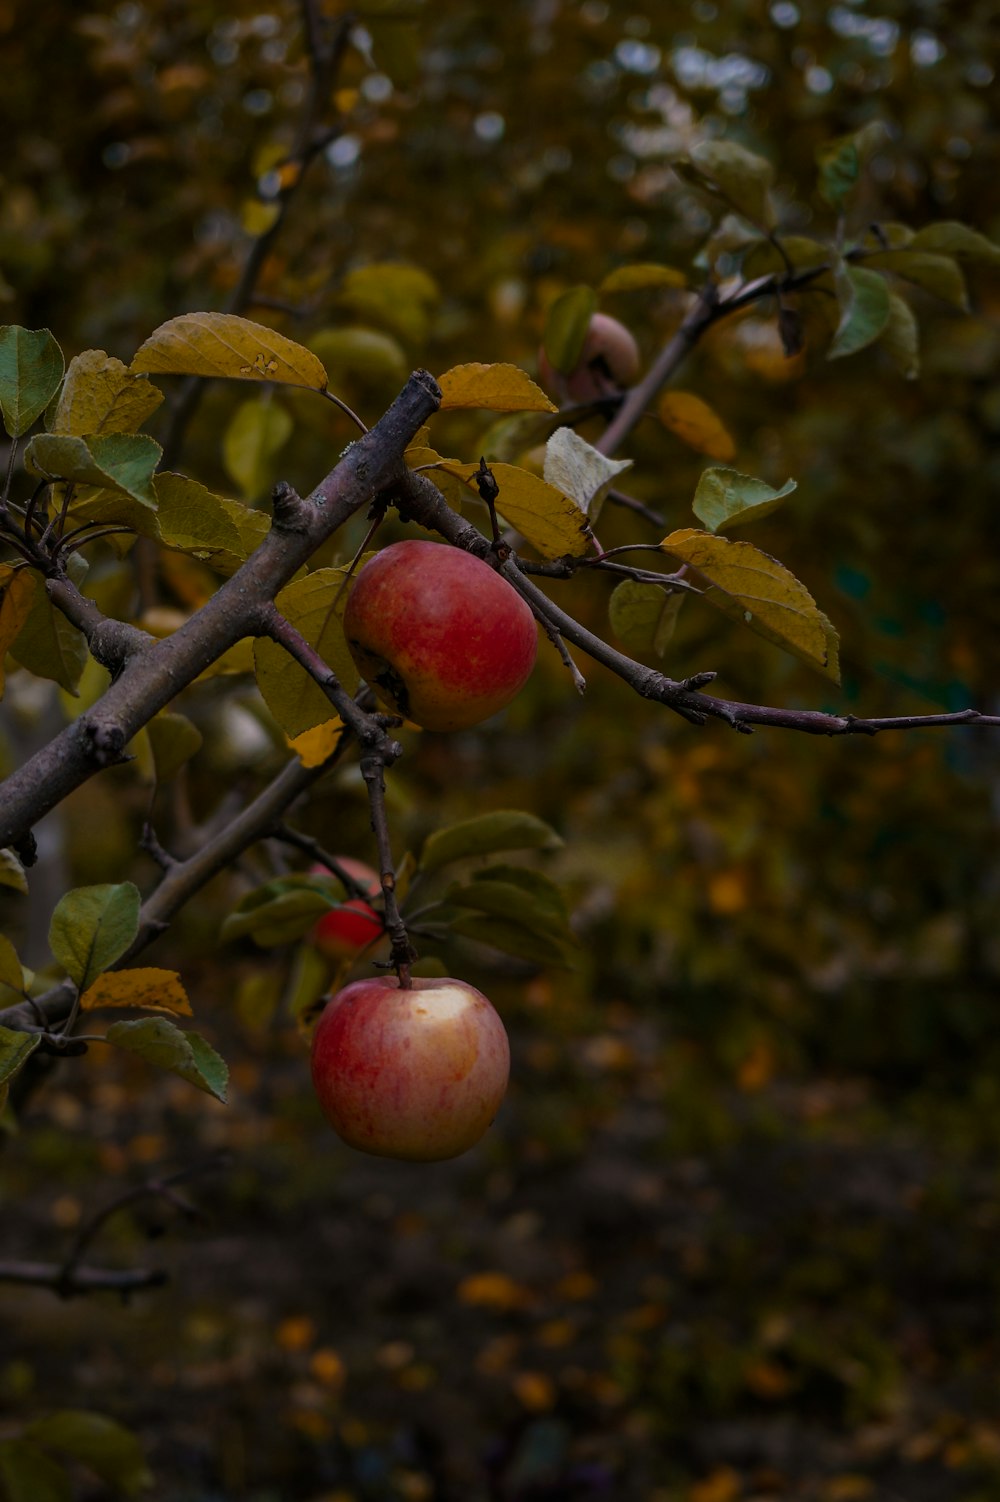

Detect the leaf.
[
  {"left": 599, "top": 263, "right": 687, "bottom": 294},
  {"left": 687, "top": 139, "right": 776, "bottom": 228},
  {"left": 860, "top": 249, "right": 968, "bottom": 311},
  {"left": 220, "top": 877, "right": 335, "bottom": 947},
  {"left": 105, "top": 1017, "right": 228, "bottom": 1102},
  {"left": 880, "top": 292, "right": 920, "bottom": 379},
  {"left": 692, "top": 467, "right": 796, "bottom": 533},
  {"left": 47, "top": 350, "right": 163, "bottom": 436},
  {"left": 816, "top": 121, "right": 887, "bottom": 209},
  {"left": 0, "top": 566, "right": 37, "bottom": 699},
  {"left": 542, "top": 286, "right": 599, "bottom": 374},
  {"left": 0, "top": 1025, "right": 41, "bottom": 1086},
  {"left": 450, "top": 877, "right": 576, "bottom": 948},
  {"left": 10, "top": 560, "right": 87, "bottom": 695},
  {"left": 543, "top": 427, "right": 632, "bottom": 524},
  {"left": 659, "top": 392, "right": 736, "bottom": 461},
  {"left": 446, "top": 912, "right": 574, "bottom": 968},
  {"left": 222, "top": 397, "right": 293, "bottom": 501},
  {"left": 154, "top": 473, "right": 269, "bottom": 566},
  {"left": 478, "top": 410, "right": 571, "bottom": 465},
  {"left": 0, "top": 326, "right": 65, "bottom": 436},
  {"left": 26, "top": 1411, "right": 151, "bottom": 1497},
  {"left": 0, "top": 1438, "right": 71, "bottom": 1502},
  {"left": 420, "top": 810, "right": 562, "bottom": 876},
  {"left": 0, "top": 934, "right": 24, "bottom": 992},
  {"left": 131, "top": 312, "right": 329, "bottom": 390},
  {"left": 25, "top": 432, "right": 161, "bottom": 506},
  {"left": 336, "top": 263, "right": 441, "bottom": 345},
  {"left": 147, "top": 711, "right": 203, "bottom": 781},
  {"left": 49, "top": 882, "right": 141, "bottom": 991},
  {"left": 80, "top": 968, "right": 193, "bottom": 1016},
  {"left": 436, "top": 459, "right": 592, "bottom": 560},
  {"left": 910, "top": 220, "right": 1000, "bottom": 264},
  {"left": 661, "top": 527, "right": 840, "bottom": 680},
  {"left": 289, "top": 717, "right": 347, "bottom": 767},
  {"left": 309, "top": 326, "right": 408, "bottom": 391},
  {"left": 741, "top": 236, "right": 829, "bottom": 280},
  {"left": 609, "top": 579, "right": 683, "bottom": 657},
  {"left": 828, "top": 266, "right": 892, "bottom": 360},
  {"left": 437, "top": 363, "right": 556, "bottom": 413},
  {"left": 253, "top": 567, "right": 360, "bottom": 737},
  {"left": 0, "top": 848, "right": 28, "bottom": 894}
]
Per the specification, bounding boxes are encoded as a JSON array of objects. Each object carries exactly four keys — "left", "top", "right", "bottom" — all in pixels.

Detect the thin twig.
[{"left": 359, "top": 753, "right": 416, "bottom": 985}]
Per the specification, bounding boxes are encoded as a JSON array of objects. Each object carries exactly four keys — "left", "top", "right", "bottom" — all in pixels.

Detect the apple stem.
[{"left": 359, "top": 752, "right": 418, "bottom": 986}]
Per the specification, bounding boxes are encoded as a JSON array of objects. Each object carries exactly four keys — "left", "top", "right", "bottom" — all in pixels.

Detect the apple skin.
[
  {"left": 309, "top": 859, "right": 383, "bottom": 962},
  {"left": 310, "top": 975, "right": 511, "bottom": 1161},
  {"left": 343, "top": 539, "right": 538, "bottom": 732},
  {"left": 538, "top": 312, "right": 641, "bottom": 403}
]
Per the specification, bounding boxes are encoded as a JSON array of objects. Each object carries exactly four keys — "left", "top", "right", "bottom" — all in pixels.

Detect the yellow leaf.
[
  {"left": 131, "top": 312, "right": 329, "bottom": 391},
  {"left": 599, "top": 262, "right": 687, "bottom": 293},
  {"left": 659, "top": 391, "right": 736, "bottom": 461},
  {"left": 456, "top": 1271, "right": 534, "bottom": 1311},
  {"left": 289, "top": 717, "right": 347, "bottom": 767},
  {"left": 437, "top": 460, "right": 592, "bottom": 561},
  {"left": 661, "top": 527, "right": 840, "bottom": 681},
  {"left": 0, "top": 566, "right": 37, "bottom": 699},
  {"left": 80, "top": 967, "right": 193, "bottom": 1017},
  {"left": 437, "top": 363, "right": 557, "bottom": 413},
  {"left": 48, "top": 349, "right": 164, "bottom": 436}
]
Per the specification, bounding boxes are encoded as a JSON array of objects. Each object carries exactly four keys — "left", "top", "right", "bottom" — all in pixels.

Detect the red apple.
[
  {"left": 309, "top": 858, "right": 383, "bottom": 962},
  {"left": 538, "top": 312, "right": 641, "bottom": 403},
  {"left": 343, "top": 539, "right": 537, "bottom": 732},
  {"left": 310, "top": 975, "right": 510, "bottom": 1161}
]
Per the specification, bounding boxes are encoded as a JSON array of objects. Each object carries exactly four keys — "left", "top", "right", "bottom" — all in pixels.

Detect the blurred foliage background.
[{"left": 3, "top": 1, "right": 1000, "bottom": 1499}]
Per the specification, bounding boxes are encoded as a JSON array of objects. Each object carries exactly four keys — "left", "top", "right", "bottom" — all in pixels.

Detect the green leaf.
[
  {"left": 446, "top": 912, "right": 574, "bottom": 968},
  {"left": 0, "top": 848, "right": 28, "bottom": 894},
  {"left": 0, "top": 1438, "right": 71, "bottom": 1502},
  {"left": 543, "top": 427, "right": 631, "bottom": 524},
  {"left": 10, "top": 559, "right": 88, "bottom": 695},
  {"left": 131, "top": 312, "right": 330, "bottom": 390},
  {"left": 542, "top": 286, "right": 599, "bottom": 374},
  {"left": 221, "top": 883, "right": 333, "bottom": 947},
  {"left": 608, "top": 579, "right": 683, "bottom": 658},
  {"left": 0, "top": 566, "right": 38, "bottom": 700},
  {"left": 598, "top": 263, "right": 687, "bottom": 294},
  {"left": 450, "top": 876, "right": 576, "bottom": 947},
  {"left": 828, "top": 265, "right": 892, "bottom": 360},
  {"left": 661, "top": 527, "right": 840, "bottom": 681},
  {"left": 154, "top": 473, "right": 269, "bottom": 566},
  {"left": 816, "top": 121, "right": 886, "bottom": 209},
  {"left": 47, "top": 350, "right": 163, "bottom": 436},
  {"left": 0, "top": 1025, "right": 41, "bottom": 1085},
  {"left": 860, "top": 249, "right": 968, "bottom": 311},
  {"left": 336, "top": 264, "right": 441, "bottom": 345},
  {"left": 253, "top": 567, "right": 360, "bottom": 737},
  {"left": 105, "top": 1017, "right": 228, "bottom": 1102},
  {"left": 434, "top": 459, "right": 593, "bottom": 561},
  {"left": 687, "top": 139, "right": 776, "bottom": 228},
  {"left": 880, "top": 292, "right": 920, "bottom": 379},
  {"left": 49, "top": 882, "right": 141, "bottom": 990},
  {"left": 692, "top": 467, "right": 796, "bottom": 533},
  {"left": 909, "top": 220, "right": 1000, "bottom": 265},
  {"left": 0, "top": 326, "right": 65, "bottom": 437},
  {"left": 0, "top": 934, "right": 24, "bottom": 992},
  {"left": 147, "top": 711, "right": 203, "bottom": 781},
  {"left": 420, "top": 811, "right": 562, "bottom": 876},
  {"left": 26, "top": 1411, "right": 151, "bottom": 1497},
  {"left": 25, "top": 432, "right": 161, "bottom": 506},
  {"left": 222, "top": 397, "right": 293, "bottom": 501}
]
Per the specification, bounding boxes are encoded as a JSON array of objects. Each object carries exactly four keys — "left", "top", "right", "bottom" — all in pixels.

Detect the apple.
[
  {"left": 343, "top": 539, "right": 537, "bottom": 732},
  {"left": 538, "top": 312, "right": 641, "bottom": 403},
  {"left": 309, "top": 858, "right": 383, "bottom": 962},
  {"left": 310, "top": 975, "right": 510, "bottom": 1161}
]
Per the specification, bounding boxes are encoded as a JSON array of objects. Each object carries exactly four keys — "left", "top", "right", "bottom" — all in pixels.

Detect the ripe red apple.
[
  {"left": 343, "top": 539, "right": 537, "bottom": 732},
  {"left": 311, "top": 975, "right": 511, "bottom": 1161},
  {"left": 538, "top": 312, "right": 641, "bottom": 403},
  {"left": 309, "top": 858, "right": 383, "bottom": 962}
]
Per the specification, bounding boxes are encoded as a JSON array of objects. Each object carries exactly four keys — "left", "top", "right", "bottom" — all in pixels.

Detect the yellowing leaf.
[
  {"left": 661, "top": 527, "right": 840, "bottom": 681},
  {"left": 289, "top": 717, "right": 347, "bottom": 767},
  {"left": 254, "top": 568, "right": 360, "bottom": 736},
  {"left": 599, "top": 263, "right": 686, "bottom": 293},
  {"left": 80, "top": 968, "right": 193, "bottom": 1017},
  {"left": 222, "top": 396, "right": 293, "bottom": 500},
  {"left": 687, "top": 139, "right": 776, "bottom": 228},
  {"left": 436, "top": 459, "right": 592, "bottom": 560},
  {"left": 608, "top": 578, "right": 683, "bottom": 657},
  {"left": 154, "top": 473, "right": 269, "bottom": 568},
  {"left": 862, "top": 249, "right": 968, "bottom": 311},
  {"left": 147, "top": 711, "right": 203, "bottom": 781},
  {"left": 659, "top": 391, "right": 736, "bottom": 461},
  {"left": 0, "top": 566, "right": 37, "bottom": 699},
  {"left": 337, "top": 264, "right": 440, "bottom": 345},
  {"left": 437, "top": 363, "right": 556, "bottom": 413},
  {"left": 457, "top": 1272, "right": 534, "bottom": 1311},
  {"left": 692, "top": 467, "right": 796, "bottom": 533},
  {"left": 131, "top": 312, "right": 329, "bottom": 391},
  {"left": 47, "top": 349, "right": 163, "bottom": 436},
  {"left": 105, "top": 1017, "right": 227, "bottom": 1101}
]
